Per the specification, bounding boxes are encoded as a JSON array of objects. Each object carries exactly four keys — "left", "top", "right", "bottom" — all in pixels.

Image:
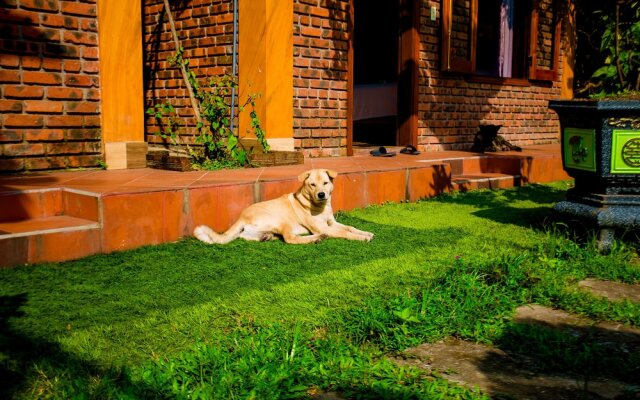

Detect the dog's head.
[{"left": 298, "top": 169, "right": 338, "bottom": 204}]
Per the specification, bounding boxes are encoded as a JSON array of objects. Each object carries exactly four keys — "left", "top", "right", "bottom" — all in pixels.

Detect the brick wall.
[
  {"left": 0, "top": 0, "right": 568, "bottom": 173},
  {"left": 144, "top": 0, "right": 351, "bottom": 157},
  {"left": 292, "top": 0, "right": 566, "bottom": 155},
  {"left": 0, "top": 0, "right": 101, "bottom": 173},
  {"left": 143, "top": 0, "right": 234, "bottom": 147},
  {"left": 417, "top": 0, "right": 563, "bottom": 151},
  {"left": 144, "top": 0, "right": 567, "bottom": 158},
  {"left": 293, "top": 0, "right": 350, "bottom": 157}
]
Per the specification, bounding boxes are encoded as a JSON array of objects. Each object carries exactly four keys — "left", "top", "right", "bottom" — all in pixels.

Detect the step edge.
[
  {"left": 452, "top": 174, "right": 522, "bottom": 182},
  {"left": 0, "top": 221, "right": 101, "bottom": 239}
]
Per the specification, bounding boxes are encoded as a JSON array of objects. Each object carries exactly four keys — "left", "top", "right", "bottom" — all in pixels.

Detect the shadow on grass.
[
  {"left": 434, "top": 183, "right": 640, "bottom": 253},
  {"left": 0, "top": 219, "right": 469, "bottom": 397},
  {"left": 475, "top": 320, "right": 640, "bottom": 399},
  {"left": 0, "top": 219, "right": 466, "bottom": 374},
  {"left": 428, "top": 183, "right": 566, "bottom": 230},
  {"left": 433, "top": 183, "right": 570, "bottom": 209},
  {"left": 0, "top": 294, "right": 158, "bottom": 399}
]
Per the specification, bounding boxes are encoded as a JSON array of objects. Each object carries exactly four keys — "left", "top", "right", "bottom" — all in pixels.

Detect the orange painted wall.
[
  {"left": 238, "top": 0, "right": 293, "bottom": 141},
  {"left": 98, "top": 1, "right": 144, "bottom": 142},
  {"left": 561, "top": 0, "right": 576, "bottom": 100}
]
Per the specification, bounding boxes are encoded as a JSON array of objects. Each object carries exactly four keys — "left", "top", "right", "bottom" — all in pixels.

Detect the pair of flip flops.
[{"left": 370, "top": 145, "right": 421, "bottom": 157}]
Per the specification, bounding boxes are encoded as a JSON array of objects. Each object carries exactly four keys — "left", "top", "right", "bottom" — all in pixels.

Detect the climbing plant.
[{"left": 147, "top": 0, "right": 269, "bottom": 169}]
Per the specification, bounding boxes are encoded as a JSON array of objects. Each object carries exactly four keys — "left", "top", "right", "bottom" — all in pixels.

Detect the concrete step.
[
  {"left": 451, "top": 173, "right": 522, "bottom": 192},
  {"left": 0, "top": 145, "right": 570, "bottom": 267},
  {"left": 0, "top": 189, "right": 101, "bottom": 267},
  {"left": 0, "top": 215, "right": 99, "bottom": 236},
  {"left": 0, "top": 217, "right": 101, "bottom": 267},
  {"left": 0, "top": 188, "right": 100, "bottom": 223}
]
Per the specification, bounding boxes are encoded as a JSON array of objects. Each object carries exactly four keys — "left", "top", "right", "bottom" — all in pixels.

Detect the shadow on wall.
[{"left": 0, "top": 0, "right": 84, "bottom": 59}]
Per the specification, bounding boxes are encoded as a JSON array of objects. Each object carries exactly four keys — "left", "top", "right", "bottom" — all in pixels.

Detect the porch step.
[
  {"left": 439, "top": 155, "right": 522, "bottom": 176},
  {"left": 0, "top": 189, "right": 101, "bottom": 267},
  {"left": 0, "top": 188, "right": 100, "bottom": 222},
  {"left": 451, "top": 173, "right": 522, "bottom": 192},
  {"left": 0, "top": 215, "right": 99, "bottom": 236},
  {"left": 0, "top": 145, "right": 569, "bottom": 268}
]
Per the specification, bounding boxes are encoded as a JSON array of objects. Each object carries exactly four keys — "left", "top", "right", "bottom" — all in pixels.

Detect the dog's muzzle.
[{"left": 317, "top": 192, "right": 326, "bottom": 200}]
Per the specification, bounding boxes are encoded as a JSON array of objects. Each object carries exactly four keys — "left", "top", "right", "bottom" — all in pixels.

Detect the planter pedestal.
[
  {"left": 549, "top": 100, "right": 640, "bottom": 252},
  {"left": 248, "top": 150, "right": 304, "bottom": 167},
  {"left": 554, "top": 193, "right": 640, "bottom": 252},
  {"left": 146, "top": 149, "right": 192, "bottom": 172},
  {"left": 145, "top": 148, "right": 304, "bottom": 171}
]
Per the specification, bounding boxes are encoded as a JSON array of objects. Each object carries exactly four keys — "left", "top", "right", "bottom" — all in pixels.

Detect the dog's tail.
[{"left": 193, "top": 222, "right": 243, "bottom": 244}]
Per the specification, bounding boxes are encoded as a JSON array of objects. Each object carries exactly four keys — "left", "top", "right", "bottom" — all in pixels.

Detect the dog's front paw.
[
  {"left": 314, "top": 234, "right": 329, "bottom": 243},
  {"left": 363, "top": 231, "right": 375, "bottom": 241}
]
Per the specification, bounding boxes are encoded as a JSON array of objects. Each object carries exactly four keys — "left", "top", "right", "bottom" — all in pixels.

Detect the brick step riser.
[
  {"left": 0, "top": 189, "right": 100, "bottom": 223},
  {"left": 451, "top": 175, "right": 522, "bottom": 192},
  {"left": 1, "top": 226, "right": 101, "bottom": 267}
]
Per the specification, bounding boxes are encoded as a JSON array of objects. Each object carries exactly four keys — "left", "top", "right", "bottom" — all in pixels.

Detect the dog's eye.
[
  {"left": 323, "top": 182, "right": 329, "bottom": 186},
  {"left": 310, "top": 183, "right": 316, "bottom": 187}
]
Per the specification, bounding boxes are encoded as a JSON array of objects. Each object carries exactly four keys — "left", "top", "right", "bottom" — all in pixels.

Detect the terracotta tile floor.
[
  {"left": 0, "top": 145, "right": 561, "bottom": 195},
  {"left": 0, "top": 144, "right": 570, "bottom": 267}
]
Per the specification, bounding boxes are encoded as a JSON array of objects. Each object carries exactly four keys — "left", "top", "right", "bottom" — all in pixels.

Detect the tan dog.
[{"left": 193, "top": 169, "right": 374, "bottom": 244}]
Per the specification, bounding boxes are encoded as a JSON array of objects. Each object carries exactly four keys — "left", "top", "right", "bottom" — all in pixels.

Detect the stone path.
[
  {"left": 396, "top": 279, "right": 640, "bottom": 399},
  {"left": 579, "top": 278, "right": 640, "bottom": 303}
]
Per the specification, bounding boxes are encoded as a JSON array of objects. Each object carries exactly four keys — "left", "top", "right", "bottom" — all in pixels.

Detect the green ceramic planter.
[
  {"left": 548, "top": 99, "right": 640, "bottom": 252},
  {"left": 549, "top": 99, "right": 640, "bottom": 194}
]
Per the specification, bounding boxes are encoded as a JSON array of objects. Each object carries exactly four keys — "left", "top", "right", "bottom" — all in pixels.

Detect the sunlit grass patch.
[{"left": 1, "top": 181, "right": 638, "bottom": 399}]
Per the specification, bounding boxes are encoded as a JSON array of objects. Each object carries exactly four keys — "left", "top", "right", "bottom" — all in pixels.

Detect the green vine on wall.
[{"left": 147, "top": 0, "right": 269, "bottom": 170}]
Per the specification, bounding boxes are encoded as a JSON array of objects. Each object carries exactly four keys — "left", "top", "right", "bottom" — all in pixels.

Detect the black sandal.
[
  {"left": 399, "top": 144, "right": 420, "bottom": 155},
  {"left": 370, "top": 146, "right": 396, "bottom": 157}
]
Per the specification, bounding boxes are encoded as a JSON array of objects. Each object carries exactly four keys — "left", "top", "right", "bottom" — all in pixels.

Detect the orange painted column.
[
  {"left": 238, "top": 0, "right": 294, "bottom": 151},
  {"left": 98, "top": 1, "right": 147, "bottom": 169},
  {"left": 561, "top": 0, "right": 576, "bottom": 100}
]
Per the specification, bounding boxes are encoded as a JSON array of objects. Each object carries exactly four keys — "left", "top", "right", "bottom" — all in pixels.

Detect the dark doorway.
[
  {"left": 352, "top": 0, "right": 400, "bottom": 148},
  {"left": 349, "top": 0, "right": 418, "bottom": 153}
]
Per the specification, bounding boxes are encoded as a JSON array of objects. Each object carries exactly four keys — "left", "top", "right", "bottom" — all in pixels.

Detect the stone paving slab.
[
  {"left": 318, "top": 279, "right": 640, "bottom": 399},
  {"left": 396, "top": 279, "right": 640, "bottom": 400},
  {"left": 398, "top": 303, "right": 640, "bottom": 399},
  {"left": 400, "top": 338, "right": 629, "bottom": 400},
  {"left": 579, "top": 278, "right": 640, "bottom": 303}
]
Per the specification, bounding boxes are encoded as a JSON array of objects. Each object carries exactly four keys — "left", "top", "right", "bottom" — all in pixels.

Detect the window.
[{"left": 441, "top": 0, "right": 561, "bottom": 81}]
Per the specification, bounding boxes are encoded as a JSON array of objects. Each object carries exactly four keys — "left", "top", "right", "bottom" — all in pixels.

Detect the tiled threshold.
[{"left": 0, "top": 145, "right": 570, "bottom": 267}]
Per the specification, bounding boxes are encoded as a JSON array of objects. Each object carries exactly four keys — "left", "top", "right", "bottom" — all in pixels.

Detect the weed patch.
[{"left": 138, "top": 323, "right": 486, "bottom": 399}]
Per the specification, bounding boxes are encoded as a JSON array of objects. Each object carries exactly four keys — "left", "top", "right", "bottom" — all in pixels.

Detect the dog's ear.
[
  {"left": 324, "top": 169, "right": 338, "bottom": 180},
  {"left": 298, "top": 170, "right": 312, "bottom": 182}
]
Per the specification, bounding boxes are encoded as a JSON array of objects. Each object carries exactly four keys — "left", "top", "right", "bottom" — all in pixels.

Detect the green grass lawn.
[{"left": 1, "top": 181, "right": 639, "bottom": 399}]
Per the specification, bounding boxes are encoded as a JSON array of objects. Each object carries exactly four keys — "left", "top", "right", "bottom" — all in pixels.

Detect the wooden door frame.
[
  {"left": 347, "top": 0, "right": 354, "bottom": 156},
  {"left": 397, "top": 0, "right": 420, "bottom": 147},
  {"left": 347, "top": 0, "right": 419, "bottom": 156}
]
